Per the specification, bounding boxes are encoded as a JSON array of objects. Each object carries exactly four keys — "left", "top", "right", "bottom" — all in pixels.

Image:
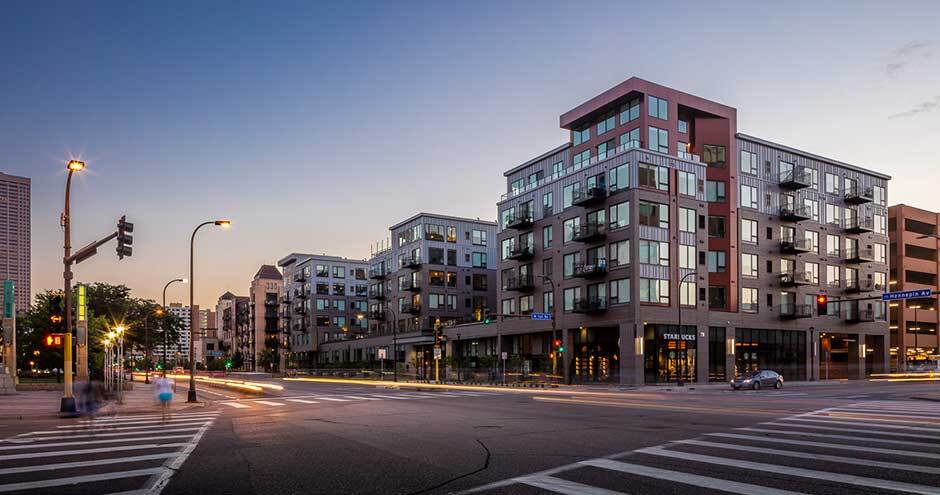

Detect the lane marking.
[
  {"left": 782, "top": 417, "right": 940, "bottom": 432},
  {"left": 636, "top": 445, "right": 940, "bottom": 495},
  {"left": 78, "top": 413, "right": 219, "bottom": 423},
  {"left": 316, "top": 397, "right": 351, "bottom": 402},
  {"left": 0, "top": 452, "right": 179, "bottom": 476},
  {"left": 285, "top": 399, "right": 318, "bottom": 404},
  {"left": 705, "top": 433, "right": 940, "bottom": 460},
  {"left": 146, "top": 414, "right": 214, "bottom": 494},
  {"left": 516, "top": 475, "right": 625, "bottom": 495},
  {"left": 829, "top": 407, "right": 940, "bottom": 418},
  {"left": 0, "top": 442, "right": 189, "bottom": 461},
  {"left": 60, "top": 418, "right": 216, "bottom": 429},
  {"left": 762, "top": 421, "right": 940, "bottom": 440},
  {"left": 367, "top": 394, "right": 412, "bottom": 400},
  {"left": 0, "top": 434, "right": 199, "bottom": 451},
  {"left": 219, "top": 402, "right": 250, "bottom": 409},
  {"left": 343, "top": 396, "right": 381, "bottom": 401},
  {"left": 254, "top": 401, "right": 284, "bottom": 407},
  {"left": 5, "top": 427, "right": 203, "bottom": 443},
  {"left": 41, "top": 421, "right": 211, "bottom": 434},
  {"left": 0, "top": 467, "right": 165, "bottom": 493},
  {"left": 738, "top": 427, "right": 940, "bottom": 448},
  {"left": 582, "top": 458, "right": 805, "bottom": 495}
]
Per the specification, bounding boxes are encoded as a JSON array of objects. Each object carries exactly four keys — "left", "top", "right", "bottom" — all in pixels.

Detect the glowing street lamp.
[{"left": 188, "top": 220, "right": 232, "bottom": 402}]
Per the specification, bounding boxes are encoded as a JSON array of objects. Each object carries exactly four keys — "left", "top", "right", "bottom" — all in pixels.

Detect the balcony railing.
[
  {"left": 571, "top": 187, "right": 608, "bottom": 207},
  {"left": 400, "top": 280, "right": 421, "bottom": 292},
  {"left": 369, "top": 268, "right": 388, "bottom": 280},
  {"left": 315, "top": 269, "right": 329, "bottom": 278},
  {"left": 506, "top": 243, "right": 535, "bottom": 261},
  {"left": 844, "top": 247, "right": 875, "bottom": 263},
  {"left": 779, "top": 205, "right": 811, "bottom": 222},
  {"left": 369, "top": 288, "right": 386, "bottom": 300},
  {"left": 845, "top": 309, "right": 876, "bottom": 323},
  {"left": 503, "top": 276, "right": 535, "bottom": 292},
  {"left": 572, "top": 297, "right": 608, "bottom": 314},
  {"left": 293, "top": 303, "right": 306, "bottom": 315},
  {"left": 293, "top": 271, "right": 307, "bottom": 283},
  {"left": 845, "top": 279, "right": 883, "bottom": 294},
  {"left": 780, "top": 237, "right": 813, "bottom": 254},
  {"left": 778, "top": 304, "right": 812, "bottom": 319},
  {"left": 844, "top": 217, "right": 874, "bottom": 234},
  {"left": 401, "top": 256, "right": 422, "bottom": 269},
  {"left": 572, "top": 223, "right": 607, "bottom": 243},
  {"left": 779, "top": 169, "right": 812, "bottom": 190},
  {"left": 368, "top": 310, "right": 386, "bottom": 320},
  {"left": 505, "top": 210, "right": 534, "bottom": 230},
  {"left": 573, "top": 261, "right": 608, "bottom": 278},
  {"left": 401, "top": 303, "right": 421, "bottom": 315},
  {"left": 293, "top": 289, "right": 308, "bottom": 300},
  {"left": 779, "top": 271, "right": 814, "bottom": 286},
  {"left": 844, "top": 186, "right": 874, "bottom": 205}
]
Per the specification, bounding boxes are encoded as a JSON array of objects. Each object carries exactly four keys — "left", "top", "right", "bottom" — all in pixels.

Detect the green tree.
[{"left": 258, "top": 348, "right": 278, "bottom": 372}]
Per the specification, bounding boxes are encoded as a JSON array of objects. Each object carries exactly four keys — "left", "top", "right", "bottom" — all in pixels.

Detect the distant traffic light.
[
  {"left": 483, "top": 313, "right": 494, "bottom": 325},
  {"left": 816, "top": 294, "right": 829, "bottom": 316},
  {"left": 553, "top": 338, "right": 565, "bottom": 354},
  {"left": 49, "top": 295, "right": 64, "bottom": 332},
  {"left": 117, "top": 215, "right": 134, "bottom": 259}
]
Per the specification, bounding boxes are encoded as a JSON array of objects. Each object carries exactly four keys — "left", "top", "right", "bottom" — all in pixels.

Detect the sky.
[{"left": 1, "top": 0, "right": 938, "bottom": 309}]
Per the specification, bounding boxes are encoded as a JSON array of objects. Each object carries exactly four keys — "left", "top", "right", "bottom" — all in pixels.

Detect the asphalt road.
[{"left": 2, "top": 379, "right": 938, "bottom": 494}]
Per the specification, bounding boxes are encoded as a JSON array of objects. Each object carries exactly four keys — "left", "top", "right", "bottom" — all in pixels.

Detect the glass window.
[
  {"left": 543, "top": 191, "right": 553, "bottom": 214},
  {"left": 804, "top": 198, "right": 819, "bottom": 222},
  {"left": 706, "top": 180, "right": 726, "bottom": 202},
  {"left": 597, "top": 112, "right": 616, "bottom": 135},
  {"left": 573, "top": 150, "right": 590, "bottom": 169},
  {"left": 826, "top": 234, "right": 840, "bottom": 256},
  {"left": 707, "top": 251, "right": 727, "bottom": 273},
  {"left": 740, "top": 184, "right": 758, "bottom": 209},
  {"left": 679, "top": 207, "right": 696, "bottom": 233},
  {"left": 572, "top": 127, "right": 590, "bottom": 146},
  {"left": 827, "top": 265, "right": 840, "bottom": 286},
  {"left": 638, "top": 162, "right": 669, "bottom": 190},
  {"left": 608, "top": 164, "right": 629, "bottom": 192},
  {"left": 680, "top": 280, "right": 696, "bottom": 306},
  {"left": 873, "top": 185, "right": 886, "bottom": 206},
  {"left": 678, "top": 116, "right": 689, "bottom": 134},
  {"left": 825, "top": 173, "right": 840, "bottom": 195},
  {"left": 619, "top": 127, "right": 640, "bottom": 148},
  {"left": 640, "top": 278, "right": 669, "bottom": 304},
  {"left": 446, "top": 226, "right": 457, "bottom": 243},
  {"left": 875, "top": 214, "right": 887, "bottom": 235},
  {"left": 741, "top": 288, "right": 758, "bottom": 313},
  {"left": 563, "top": 287, "right": 581, "bottom": 312},
  {"left": 679, "top": 245, "right": 695, "bottom": 269},
  {"left": 596, "top": 139, "right": 615, "bottom": 160},
  {"left": 609, "top": 240, "right": 630, "bottom": 267},
  {"left": 826, "top": 204, "right": 842, "bottom": 226},
  {"left": 805, "top": 262, "right": 819, "bottom": 284},
  {"left": 471, "top": 252, "right": 487, "bottom": 268},
  {"left": 648, "top": 126, "right": 668, "bottom": 154},
  {"left": 610, "top": 278, "right": 630, "bottom": 304},
  {"left": 875, "top": 243, "right": 887, "bottom": 263},
  {"left": 740, "top": 150, "right": 758, "bottom": 175},
  {"left": 563, "top": 252, "right": 581, "bottom": 279},
  {"left": 639, "top": 240, "right": 669, "bottom": 266},
  {"left": 804, "top": 230, "right": 819, "bottom": 253},
  {"left": 703, "top": 145, "right": 726, "bottom": 166},
  {"left": 610, "top": 201, "right": 629, "bottom": 229},
  {"left": 708, "top": 216, "right": 726, "bottom": 238},
  {"left": 742, "top": 253, "right": 758, "bottom": 277},
  {"left": 638, "top": 201, "right": 669, "bottom": 229},
  {"left": 563, "top": 183, "right": 581, "bottom": 209},
  {"left": 542, "top": 225, "right": 553, "bottom": 249},
  {"left": 563, "top": 217, "right": 580, "bottom": 243},
  {"left": 648, "top": 95, "right": 668, "bottom": 119},
  {"left": 678, "top": 170, "right": 696, "bottom": 196},
  {"left": 619, "top": 98, "right": 640, "bottom": 125},
  {"left": 543, "top": 291, "right": 554, "bottom": 313},
  {"left": 741, "top": 218, "right": 758, "bottom": 244},
  {"left": 471, "top": 230, "right": 487, "bottom": 246},
  {"left": 429, "top": 270, "right": 445, "bottom": 286}
]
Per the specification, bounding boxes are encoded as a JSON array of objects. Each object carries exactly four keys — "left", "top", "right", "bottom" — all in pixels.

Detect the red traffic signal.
[
  {"left": 816, "top": 295, "right": 829, "bottom": 316},
  {"left": 45, "top": 333, "right": 65, "bottom": 348}
]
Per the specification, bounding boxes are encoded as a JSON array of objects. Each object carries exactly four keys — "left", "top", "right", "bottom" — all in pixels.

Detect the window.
[
  {"left": 471, "top": 252, "right": 487, "bottom": 268},
  {"left": 429, "top": 247, "right": 445, "bottom": 265},
  {"left": 447, "top": 249, "right": 457, "bottom": 266},
  {"left": 471, "top": 230, "right": 487, "bottom": 246},
  {"left": 500, "top": 238, "right": 514, "bottom": 261},
  {"left": 740, "top": 184, "right": 758, "bottom": 209},
  {"left": 510, "top": 179, "right": 524, "bottom": 195},
  {"left": 805, "top": 262, "right": 819, "bottom": 284},
  {"left": 610, "top": 278, "right": 630, "bottom": 304},
  {"left": 875, "top": 214, "right": 887, "bottom": 235},
  {"left": 826, "top": 204, "right": 842, "bottom": 226},
  {"left": 519, "top": 295, "right": 534, "bottom": 314},
  {"left": 638, "top": 162, "right": 669, "bottom": 190},
  {"left": 446, "top": 226, "right": 457, "bottom": 243},
  {"left": 678, "top": 115, "right": 689, "bottom": 134},
  {"left": 637, "top": 240, "right": 668, "bottom": 267},
  {"left": 501, "top": 298, "right": 516, "bottom": 315},
  {"left": 709, "top": 287, "right": 727, "bottom": 309},
  {"left": 845, "top": 267, "right": 858, "bottom": 287},
  {"left": 648, "top": 126, "right": 668, "bottom": 153},
  {"left": 429, "top": 270, "right": 445, "bottom": 286},
  {"left": 543, "top": 291, "right": 554, "bottom": 313},
  {"left": 542, "top": 258, "right": 553, "bottom": 281},
  {"left": 596, "top": 139, "right": 615, "bottom": 160},
  {"left": 708, "top": 216, "right": 726, "bottom": 238},
  {"left": 638, "top": 201, "right": 669, "bottom": 229},
  {"left": 742, "top": 253, "right": 758, "bottom": 277},
  {"left": 316, "top": 298, "right": 328, "bottom": 311},
  {"left": 741, "top": 219, "right": 758, "bottom": 243},
  {"left": 542, "top": 225, "right": 553, "bottom": 249},
  {"left": 563, "top": 217, "right": 580, "bottom": 243},
  {"left": 804, "top": 230, "right": 819, "bottom": 253},
  {"left": 678, "top": 170, "right": 696, "bottom": 196},
  {"left": 563, "top": 252, "right": 581, "bottom": 279},
  {"left": 826, "top": 234, "right": 840, "bottom": 256},
  {"left": 573, "top": 150, "right": 590, "bottom": 169},
  {"left": 827, "top": 265, "right": 841, "bottom": 286},
  {"left": 609, "top": 201, "right": 629, "bottom": 229},
  {"left": 552, "top": 161, "right": 564, "bottom": 176},
  {"left": 740, "top": 151, "right": 758, "bottom": 175},
  {"left": 825, "top": 173, "right": 840, "bottom": 195},
  {"left": 648, "top": 95, "right": 668, "bottom": 119},
  {"left": 680, "top": 279, "right": 696, "bottom": 306},
  {"left": 875, "top": 243, "right": 887, "bottom": 263},
  {"left": 619, "top": 98, "right": 640, "bottom": 124},
  {"left": 315, "top": 264, "right": 328, "bottom": 277},
  {"left": 707, "top": 251, "right": 727, "bottom": 273},
  {"left": 640, "top": 278, "right": 669, "bottom": 304},
  {"left": 741, "top": 288, "right": 758, "bottom": 313},
  {"left": 703, "top": 145, "right": 726, "bottom": 166},
  {"left": 563, "top": 183, "right": 580, "bottom": 209},
  {"left": 705, "top": 180, "right": 726, "bottom": 202},
  {"left": 426, "top": 224, "right": 446, "bottom": 241},
  {"left": 619, "top": 127, "right": 640, "bottom": 148},
  {"left": 333, "top": 299, "right": 346, "bottom": 312},
  {"left": 874, "top": 272, "right": 887, "bottom": 290},
  {"left": 873, "top": 185, "right": 886, "bottom": 206},
  {"left": 563, "top": 287, "right": 581, "bottom": 312},
  {"left": 804, "top": 198, "right": 819, "bottom": 222},
  {"left": 597, "top": 112, "right": 616, "bottom": 135},
  {"left": 679, "top": 245, "right": 695, "bottom": 269},
  {"left": 608, "top": 164, "right": 629, "bottom": 192},
  {"left": 472, "top": 273, "right": 488, "bottom": 290},
  {"left": 447, "top": 272, "right": 457, "bottom": 287},
  {"left": 610, "top": 240, "right": 630, "bottom": 267},
  {"left": 572, "top": 127, "right": 590, "bottom": 145},
  {"left": 543, "top": 191, "right": 553, "bottom": 215},
  {"left": 447, "top": 294, "right": 457, "bottom": 310},
  {"left": 429, "top": 293, "right": 445, "bottom": 309},
  {"left": 679, "top": 207, "right": 696, "bottom": 233},
  {"left": 332, "top": 283, "right": 345, "bottom": 295}
]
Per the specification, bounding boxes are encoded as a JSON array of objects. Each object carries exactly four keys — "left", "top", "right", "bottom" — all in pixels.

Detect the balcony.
[
  {"left": 780, "top": 237, "right": 813, "bottom": 254},
  {"left": 505, "top": 210, "right": 534, "bottom": 230},
  {"left": 845, "top": 309, "right": 876, "bottom": 323},
  {"left": 503, "top": 276, "right": 535, "bottom": 293},
  {"left": 572, "top": 187, "right": 608, "bottom": 207},
  {"left": 293, "top": 303, "right": 307, "bottom": 315},
  {"left": 400, "top": 280, "right": 421, "bottom": 292},
  {"left": 779, "top": 169, "right": 812, "bottom": 190},
  {"left": 573, "top": 261, "right": 609, "bottom": 279},
  {"left": 779, "top": 271, "right": 815, "bottom": 287},
  {"left": 280, "top": 295, "right": 291, "bottom": 306},
  {"left": 401, "top": 256, "right": 421, "bottom": 269},
  {"left": 572, "top": 223, "right": 607, "bottom": 243},
  {"left": 369, "top": 268, "right": 388, "bottom": 280},
  {"left": 293, "top": 271, "right": 307, "bottom": 283},
  {"left": 844, "top": 217, "right": 874, "bottom": 234},
  {"left": 293, "top": 289, "right": 308, "bottom": 300},
  {"left": 844, "top": 186, "right": 874, "bottom": 205},
  {"left": 845, "top": 279, "right": 884, "bottom": 294},
  {"left": 844, "top": 247, "right": 875, "bottom": 264},
  {"left": 571, "top": 297, "right": 608, "bottom": 314},
  {"left": 506, "top": 243, "right": 535, "bottom": 261},
  {"left": 778, "top": 304, "right": 812, "bottom": 319},
  {"left": 369, "top": 288, "right": 386, "bottom": 300},
  {"left": 368, "top": 310, "right": 386, "bottom": 320},
  {"left": 402, "top": 303, "right": 421, "bottom": 315},
  {"left": 779, "top": 205, "right": 811, "bottom": 222}
]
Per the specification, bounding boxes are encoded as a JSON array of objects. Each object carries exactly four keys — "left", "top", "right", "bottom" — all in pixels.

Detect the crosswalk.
[
  {"left": 217, "top": 390, "right": 499, "bottom": 410},
  {"left": 0, "top": 410, "right": 218, "bottom": 494},
  {"left": 459, "top": 399, "right": 940, "bottom": 495}
]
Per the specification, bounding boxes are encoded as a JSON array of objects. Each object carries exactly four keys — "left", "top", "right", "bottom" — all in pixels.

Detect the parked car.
[{"left": 731, "top": 370, "right": 783, "bottom": 390}]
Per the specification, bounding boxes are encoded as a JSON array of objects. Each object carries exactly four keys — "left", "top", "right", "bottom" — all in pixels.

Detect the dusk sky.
[{"left": 2, "top": 0, "right": 938, "bottom": 309}]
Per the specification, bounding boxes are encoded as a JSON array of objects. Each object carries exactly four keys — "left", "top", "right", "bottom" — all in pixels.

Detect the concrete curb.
[{"left": 911, "top": 396, "right": 940, "bottom": 402}]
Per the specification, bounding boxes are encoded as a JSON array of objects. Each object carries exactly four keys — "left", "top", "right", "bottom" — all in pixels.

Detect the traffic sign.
[
  {"left": 45, "top": 333, "right": 65, "bottom": 348},
  {"left": 433, "top": 347, "right": 442, "bottom": 360},
  {"left": 882, "top": 289, "right": 933, "bottom": 301},
  {"left": 378, "top": 347, "right": 387, "bottom": 360},
  {"left": 530, "top": 312, "right": 552, "bottom": 321}
]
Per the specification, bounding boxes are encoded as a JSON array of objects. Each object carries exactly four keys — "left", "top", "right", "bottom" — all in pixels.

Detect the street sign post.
[
  {"left": 882, "top": 289, "right": 933, "bottom": 301},
  {"left": 530, "top": 312, "right": 552, "bottom": 320}
]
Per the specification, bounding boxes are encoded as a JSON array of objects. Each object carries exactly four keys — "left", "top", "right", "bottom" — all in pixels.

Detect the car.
[{"left": 731, "top": 370, "right": 783, "bottom": 390}]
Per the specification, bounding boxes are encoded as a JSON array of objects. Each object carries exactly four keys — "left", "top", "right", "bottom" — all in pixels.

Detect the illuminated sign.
[{"left": 45, "top": 333, "right": 65, "bottom": 347}]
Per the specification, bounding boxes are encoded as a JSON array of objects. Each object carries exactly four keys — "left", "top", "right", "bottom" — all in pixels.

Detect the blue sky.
[{"left": 2, "top": 0, "right": 938, "bottom": 307}]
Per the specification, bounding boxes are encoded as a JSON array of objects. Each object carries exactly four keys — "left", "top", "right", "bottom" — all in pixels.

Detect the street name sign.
[
  {"left": 530, "top": 312, "right": 552, "bottom": 320},
  {"left": 882, "top": 289, "right": 933, "bottom": 301}
]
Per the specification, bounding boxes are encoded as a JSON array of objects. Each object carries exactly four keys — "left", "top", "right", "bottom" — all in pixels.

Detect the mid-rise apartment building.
[
  {"left": 277, "top": 254, "right": 369, "bottom": 368},
  {"left": 216, "top": 292, "right": 249, "bottom": 367},
  {"left": 489, "top": 77, "right": 890, "bottom": 385},
  {"left": 0, "top": 172, "right": 30, "bottom": 314},
  {"left": 888, "top": 204, "right": 940, "bottom": 371},
  {"left": 161, "top": 303, "right": 195, "bottom": 365},
  {"left": 248, "top": 265, "right": 283, "bottom": 371}
]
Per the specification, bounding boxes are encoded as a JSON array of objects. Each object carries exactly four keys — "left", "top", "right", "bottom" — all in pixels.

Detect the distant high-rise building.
[{"left": 0, "top": 172, "right": 30, "bottom": 313}]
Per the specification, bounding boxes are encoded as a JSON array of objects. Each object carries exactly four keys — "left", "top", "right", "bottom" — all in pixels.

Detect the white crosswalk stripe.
[
  {"left": 216, "top": 390, "right": 502, "bottom": 409},
  {"left": 456, "top": 399, "right": 940, "bottom": 495},
  {"left": 0, "top": 411, "right": 216, "bottom": 494}
]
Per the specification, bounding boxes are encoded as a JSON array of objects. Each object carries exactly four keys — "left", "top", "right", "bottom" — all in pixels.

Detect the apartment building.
[
  {"left": 277, "top": 253, "right": 369, "bottom": 368},
  {"left": 248, "top": 265, "right": 283, "bottom": 371},
  {"left": 216, "top": 293, "right": 249, "bottom": 367},
  {"left": 888, "top": 204, "right": 940, "bottom": 371},
  {"left": 488, "top": 77, "right": 890, "bottom": 385},
  {"left": 161, "top": 303, "right": 195, "bottom": 365},
  {"left": 0, "top": 172, "right": 30, "bottom": 314}
]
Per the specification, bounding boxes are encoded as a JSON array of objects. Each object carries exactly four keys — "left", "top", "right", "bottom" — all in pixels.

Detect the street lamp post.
[
  {"left": 386, "top": 306, "right": 399, "bottom": 382},
  {"left": 188, "top": 220, "right": 231, "bottom": 403},
  {"left": 161, "top": 278, "right": 187, "bottom": 377},
  {"left": 60, "top": 159, "right": 85, "bottom": 413},
  {"left": 538, "top": 274, "right": 559, "bottom": 382},
  {"left": 676, "top": 271, "right": 698, "bottom": 387}
]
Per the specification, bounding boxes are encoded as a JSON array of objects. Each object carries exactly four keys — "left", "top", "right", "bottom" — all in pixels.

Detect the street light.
[
  {"left": 188, "top": 220, "right": 231, "bottom": 402},
  {"left": 161, "top": 278, "right": 187, "bottom": 377},
  {"left": 538, "top": 274, "right": 560, "bottom": 383},
  {"left": 676, "top": 271, "right": 698, "bottom": 387},
  {"left": 114, "top": 325, "right": 126, "bottom": 403},
  {"left": 60, "top": 159, "right": 86, "bottom": 413}
]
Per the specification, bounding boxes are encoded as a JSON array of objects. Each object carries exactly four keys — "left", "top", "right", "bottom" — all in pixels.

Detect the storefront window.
[
  {"left": 734, "top": 328, "right": 806, "bottom": 381},
  {"left": 708, "top": 327, "right": 726, "bottom": 382},
  {"left": 572, "top": 327, "right": 620, "bottom": 383},
  {"left": 644, "top": 324, "right": 697, "bottom": 384}
]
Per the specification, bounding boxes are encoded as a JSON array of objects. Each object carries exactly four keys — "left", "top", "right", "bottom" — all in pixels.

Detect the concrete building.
[
  {"left": 487, "top": 77, "right": 891, "bottom": 385},
  {"left": 277, "top": 254, "right": 369, "bottom": 368},
  {"left": 215, "top": 292, "right": 237, "bottom": 357},
  {"left": 248, "top": 265, "right": 283, "bottom": 371},
  {"left": 199, "top": 309, "right": 221, "bottom": 366},
  {"left": 888, "top": 204, "right": 940, "bottom": 371},
  {"left": 0, "top": 172, "right": 30, "bottom": 314},
  {"left": 216, "top": 293, "right": 249, "bottom": 368},
  {"left": 162, "top": 303, "right": 194, "bottom": 365}
]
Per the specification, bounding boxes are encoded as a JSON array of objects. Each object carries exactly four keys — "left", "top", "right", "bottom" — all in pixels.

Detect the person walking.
[{"left": 155, "top": 375, "right": 174, "bottom": 422}]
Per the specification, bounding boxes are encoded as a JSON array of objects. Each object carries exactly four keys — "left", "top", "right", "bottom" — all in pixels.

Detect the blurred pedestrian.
[{"left": 155, "top": 375, "right": 174, "bottom": 422}]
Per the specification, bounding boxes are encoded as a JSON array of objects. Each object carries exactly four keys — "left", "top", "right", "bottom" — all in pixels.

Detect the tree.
[
  {"left": 231, "top": 351, "right": 244, "bottom": 370},
  {"left": 258, "top": 348, "right": 278, "bottom": 372}
]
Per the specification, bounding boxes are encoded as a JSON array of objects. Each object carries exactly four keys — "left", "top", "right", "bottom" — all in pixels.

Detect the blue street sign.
[
  {"left": 531, "top": 312, "right": 552, "bottom": 321},
  {"left": 882, "top": 289, "right": 933, "bottom": 301}
]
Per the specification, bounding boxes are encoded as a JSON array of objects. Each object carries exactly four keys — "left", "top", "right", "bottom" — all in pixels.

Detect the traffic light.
[
  {"left": 473, "top": 308, "right": 482, "bottom": 322},
  {"left": 553, "top": 338, "right": 565, "bottom": 354},
  {"left": 483, "top": 313, "right": 494, "bottom": 325},
  {"left": 117, "top": 215, "right": 134, "bottom": 259},
  {"left": 49, "top": 295, "right": 64, "bottom": 332},
  {"left": 44, "top": 333, "right": 64, "bottom": 348},
  {"left": 816, "top": 294, "right": 829, "bottom": 316}
]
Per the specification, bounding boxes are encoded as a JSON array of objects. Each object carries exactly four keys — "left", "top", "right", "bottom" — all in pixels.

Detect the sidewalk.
[{"left": 0, "top": 379, "right": 205, "bottom": 420}]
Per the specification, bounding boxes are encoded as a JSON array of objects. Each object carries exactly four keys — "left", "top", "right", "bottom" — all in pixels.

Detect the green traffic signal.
[
  {"left": 483, "top": 318, "right": 492, "bottom": 325},
  {"left": 225, "top": 359, "right": 233, "bottom": 370}
]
